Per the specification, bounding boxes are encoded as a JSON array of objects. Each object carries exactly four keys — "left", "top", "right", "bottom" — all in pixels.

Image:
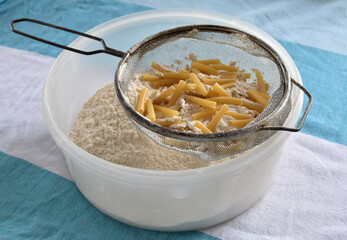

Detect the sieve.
[{"left": 11, "top": 18, "right": 312, "bottom": 162}]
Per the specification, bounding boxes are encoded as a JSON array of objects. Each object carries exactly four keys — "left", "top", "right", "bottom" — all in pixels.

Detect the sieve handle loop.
[
  {"left": 10, "top": 18, "right": 125, "bottom": 58},
  {"left": 260, "top": 78, "right": 312, "bottom": 132}
]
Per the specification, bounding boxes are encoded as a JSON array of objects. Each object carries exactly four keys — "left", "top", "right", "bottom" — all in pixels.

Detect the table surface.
[{"left": 0, "top": 0, "right": 346, "bottom": 239}]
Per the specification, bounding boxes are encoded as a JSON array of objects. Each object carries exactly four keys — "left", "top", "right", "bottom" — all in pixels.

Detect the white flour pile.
[{"left": 69, "top": 83, "right": 219, "bottom": 170}]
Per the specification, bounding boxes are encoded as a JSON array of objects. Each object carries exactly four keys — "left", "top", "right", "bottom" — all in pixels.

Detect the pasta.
[
  {"left": 146, "top": 99, "right": 156, "bottom": 122},
  {"left": 186, "top": 95, "right": 217, "bottom": 109},
  {"left": 167, "top": 80, "right": 186, "bottom": 107},
  {"left": 255, "top": 70, "right": 267, "bottom": 93},
  {"left": 194, "top": 121, "right": 212, "bottom": 133},
  {"left": 207, "top": 104, "right": 229, "bottom": 132},
  {"left": 153, "top": 86, "right": 175, "bottom": 104},
  {"left": 230, "top": 118, "right": 254, "bottom": 128},
  {"left": 247, "top": 88, "right": 268, "bottom": 107},
  {"left": 131, "top": 57, "right": 271, "bottom": 134},
  {"left": 137, "top": 88, "right": 148, "bottom": 114},
  {"left": 153, "top": 104, "right": 179, "bottom": 117},
  {"left": 190, "top": 73, "right": 208, "bottom": 96},
  {"left": 207, "top": 96, "right": 243, "bottom": 105},
  {"left": 191, "top": 61, "right": 220, "bottom": 75}
]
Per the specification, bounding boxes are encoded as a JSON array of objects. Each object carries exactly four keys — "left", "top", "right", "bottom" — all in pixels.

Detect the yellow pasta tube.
[
  {"left": 167, "top": 80, "right": 186, "bottom": 107},
  {"left": 212, "top": 83, "right": 230, "bottom": 96},
  {"left": 207, "top": 96, "right": 243, "bottom": 105},
  {"left": 220, "top": 82, "right": 236, "bottom": 89},
  {"left": 156, "top": 118, "right": 182, "bottom": 127},
  {"left": 191, "top": 61, "right": 220, "bottom": 76},
  {"left": 203, "top": 78, "right": 236, "bottom": 85},
  {"left": 190, "top": 67, "right": 201, "bottom": 75},
  {"left": 207, "top": 89, "right": 219, "bottom": 98},
  {"left": 137, "top": 88, "right": 148, "bottom": 114},
  {"left": 192, "top": 108, "right": 218, "bottom": 120},
  {"left": 255, "top": 89, "right": 271, "bottom": 100},
  {"left": 183, "top": 83, "right": 196, "bottom": 91},
  {"left": 142, "top": 74, "right": 161, "bottom": 81},
  {"left": 225, "top": 111, "right": 252, "bottom": 120},
  {"left": 195, "top": 59, "right": 221, "bottom": 65},
  {"left": 207, "top": 104, "right": 229, "bottom": 132},
  {"left": 255, "top": 70, "right": 267, "bottom": 93},
  {"left": 162, "top": 72, "right": 190, "bottom": 79},
  {"left": 152, "top": 79, "right": 180, "bottom": 88},
  {"left": 194, "top": 121, "right": 213, "bottom": 133},
  {"left": 230, "top": 118, "right": 254, "bottom": 128},
  {"left": 153, "top": 86, "right": 175, "bottom": 104},
  {"left": 180, "top": 68, "right": 189, "bottom": 73},
  {"left": 186, "top": 95, "right": 217, "bottom": 108},
  {"left": 153, "top": 104, "right": 179, "bottom": 117},
  {"left": 146, "top": 99, "right": 156, "bottom": 122},
  {"left": 190, "top": 73, "right": 208, "bottom": 96},
  {"left": 242, "top": 100, "right": 264, "bottom": 113},
  {"left": 220, "top": 71, "right": 238, "bottom": 77},
  {"left": 210, "top": 64, "right": 238, "bottom": 72},
  {"left": 151, "top": 62, "right": 171, "bottom": 72},
  {"left": 247, "top": 88, "right": 268, "bottom": 107}
]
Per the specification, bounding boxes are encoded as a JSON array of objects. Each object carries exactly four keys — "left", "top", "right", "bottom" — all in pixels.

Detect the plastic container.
[{"left": 42, "top": 9, "right": 304, "bottom": 231}]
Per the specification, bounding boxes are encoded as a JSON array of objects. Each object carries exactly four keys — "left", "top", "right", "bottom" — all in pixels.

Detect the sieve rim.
[{"left": 114, "top": 24, "right": 291, "bottom": 142}]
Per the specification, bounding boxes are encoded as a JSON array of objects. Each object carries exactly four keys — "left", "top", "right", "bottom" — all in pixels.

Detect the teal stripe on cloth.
[
  {"left": 279, "top": 40, "right": 347, "bottom": 146},
  {"left": 0, "top": 151, "right": 220, "bottom": 239}
]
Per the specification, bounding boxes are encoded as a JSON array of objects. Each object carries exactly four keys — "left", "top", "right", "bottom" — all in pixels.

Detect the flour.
[{"left": 69, "top": 84, "right": 219, "bottom": 170}]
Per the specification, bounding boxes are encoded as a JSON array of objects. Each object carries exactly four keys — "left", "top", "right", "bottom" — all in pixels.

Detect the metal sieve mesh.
[{"left": 115, "top": 25, "right": 292, "bottom": 161}]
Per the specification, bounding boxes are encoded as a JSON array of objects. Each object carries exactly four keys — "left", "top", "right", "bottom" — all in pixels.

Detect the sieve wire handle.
[
  {"left": 10, "top": 18, "right": 125, "bottom": 58},
  {"left": 260, "top": 78, "right": 312, "bottom": 132}
]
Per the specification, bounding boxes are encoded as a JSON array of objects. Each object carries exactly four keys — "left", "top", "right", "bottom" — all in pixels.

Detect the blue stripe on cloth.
[
  {"left": 278, "top": 40, "right": 347, "bottom": 146},
  {"left": 0, "top": 151, "right": 220, "bottom": 239}
]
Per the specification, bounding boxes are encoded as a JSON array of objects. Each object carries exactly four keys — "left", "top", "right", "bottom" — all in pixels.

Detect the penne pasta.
[
  {"left": 207, "top": 104, "right": 230, "bottom": 132},
  {"left": 190, "top": 73, "right": 208, "bottom": 96},
  {"left": 207, "top": 96, "right": 243, "bottom": 105},
  {"left": 192, "top": 108, "right": 218, "bottom": 120},
  {"left": 153, "top": 104, "right": 179, "bottom": 117},
  {"left": 212, "top": 83, "right": 230, "bottom": 96},
  {"left": 151, "top": 62, "right": 171, "bottom": 72},
  {"left": 153, "top": 86, "right": 175, "bottom": 104},
  {"left": 210, "top": 64, "right": 238, "bottom": 72},
  {"left": 137, "top": 88, "right": 148, "bottom": 114},
  {"left": 142, "top": 74, "right": 162, "bottom": 81},
  {"left": 156, "top": 118, "right": 182, "bottom": 127},
  {"left": 146, "top": 99, "right": 156, "bottom": 122},
  {"left": 242, "top": 100, "right": 264, "bottom": 113},
  {"left": 162, "top": 72, "right": 190, "bottom": 79},
  {"left": 203, "top": 77, "right": 236, "bottom": 85},
  {"left": 225, "top": 111, "right": 253, "bottom": 120},
  {"left": 186, "top": 95, "right": 217, "bottom": 108},
  {"left": 152, "top": 79, "right": 180, "bottom": 88},
  {"left": 230, "top": 118, "right": 254, "bottom": 128},
  {"left": 255, "top": 70, "right": 267, "bottom": 93},
  {"left": 191, "top": 61, "right": 220, "bottom": 76},
  {"left": 247, "top": 88, "right": 268, "bottom": 107},
  {"left": 167, "top": 80, "right": 186, "bottom": 107},
  {"left": 220, "top": 82, "right": 236, "bottom": 89},
  {"left": 194, "top": 121, "right": 212, "bottom": 133}
]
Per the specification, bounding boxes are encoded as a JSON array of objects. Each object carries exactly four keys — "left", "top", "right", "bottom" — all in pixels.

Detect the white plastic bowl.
[{"left": 42, "top": 9, "right": 303, "bottom": 231}]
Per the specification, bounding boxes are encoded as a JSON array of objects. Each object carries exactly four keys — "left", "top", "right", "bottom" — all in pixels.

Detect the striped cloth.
[{"left": 0, "top": 0, "right": 346, "bottom": 239}]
